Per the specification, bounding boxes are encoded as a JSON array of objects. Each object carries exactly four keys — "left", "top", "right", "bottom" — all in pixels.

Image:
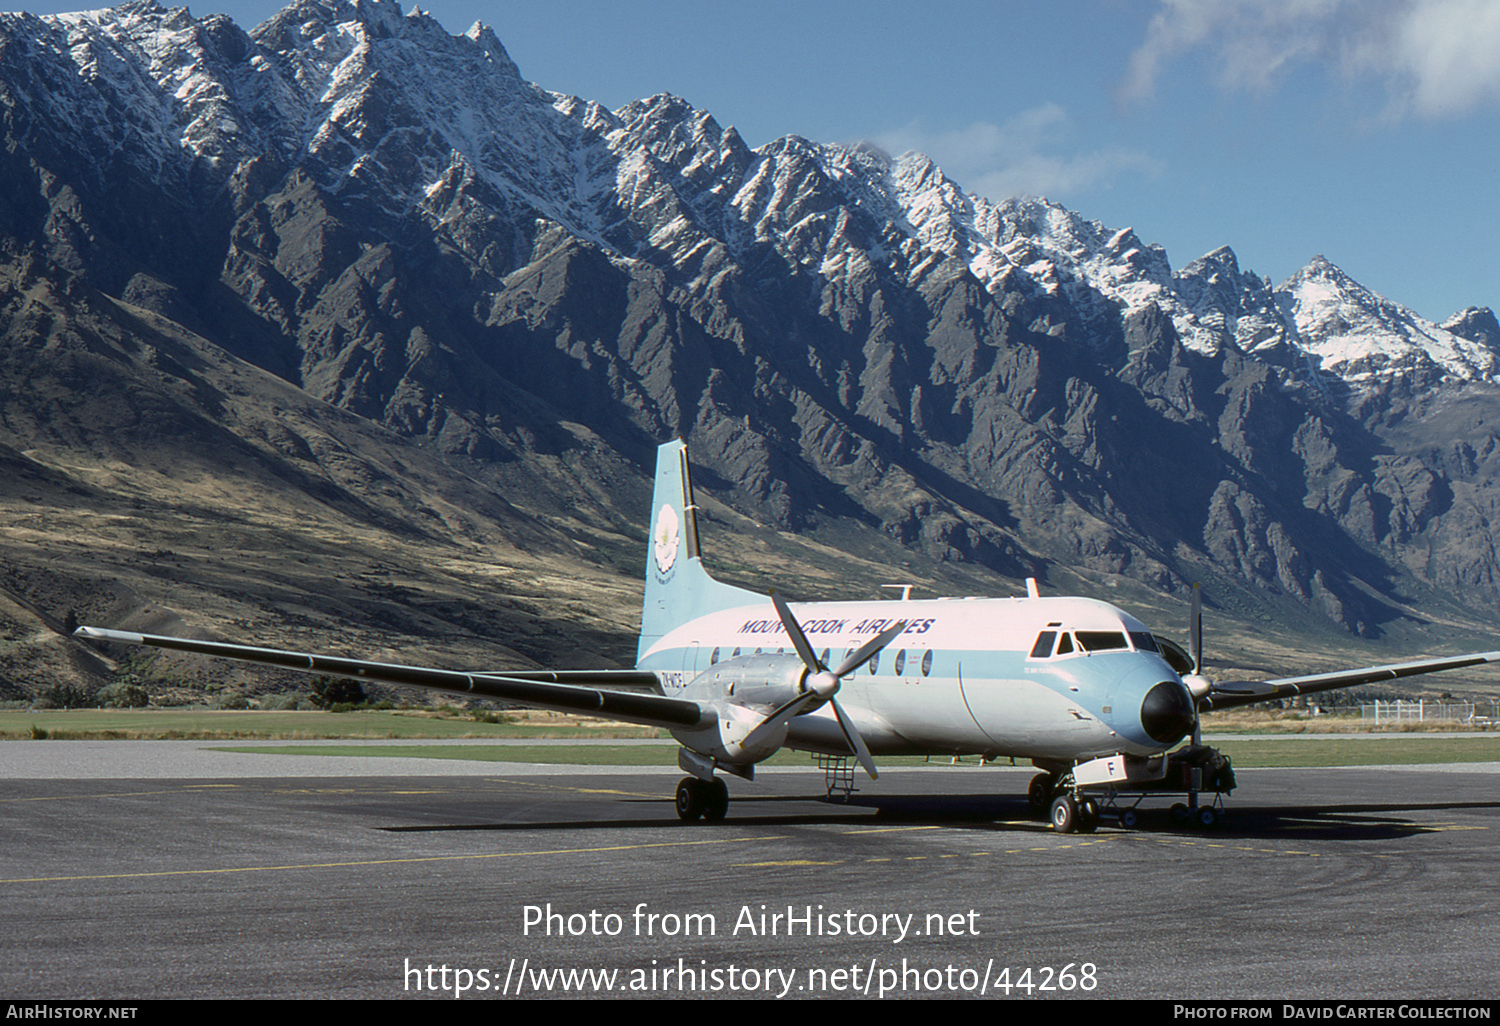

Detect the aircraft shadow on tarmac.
[{"left": 379, "top": 793, "right": 1500, "bottom": 842}]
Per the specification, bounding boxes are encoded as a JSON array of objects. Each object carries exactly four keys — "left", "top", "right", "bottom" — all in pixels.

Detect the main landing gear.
[{"left": 675, "top": 776, "right": 729, "bottom": 822}]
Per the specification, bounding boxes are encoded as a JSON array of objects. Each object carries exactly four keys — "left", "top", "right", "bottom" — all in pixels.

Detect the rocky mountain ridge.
[{"left": 4, "top": 0, "right": 1500, "bottom": 684}]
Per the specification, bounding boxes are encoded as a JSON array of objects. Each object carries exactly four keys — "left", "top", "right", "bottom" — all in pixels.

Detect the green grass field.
[
  {"left": 5, "top": 710, "right": 1499, "bottom": 768},
  {"left": 0, "top": 708, "right": 662, "bottom": 740}
]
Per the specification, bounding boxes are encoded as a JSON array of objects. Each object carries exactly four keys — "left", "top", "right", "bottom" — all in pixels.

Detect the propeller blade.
[
  {"left": 1189, "top": 583, "right": 1204, "bottom": 746},
  {"left": 831, "top": 697, "right": 879, "bottom": 779},
  {"left": 1190, "top": 582, "right": 1203, "bottom": 674},
  {"left": 832, "top": 620, "right": 908, "bottom": 678},
  {"left": 742, "top": 691, "right": 818, "bottom": 751},
  {"left": 770, "top": 590, "right": 823, "bottom": 672}
]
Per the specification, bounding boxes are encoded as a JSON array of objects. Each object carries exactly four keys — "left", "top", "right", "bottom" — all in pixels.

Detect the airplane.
[{"left": 76, "top": 439, "right": 1500, "bottom": 833}]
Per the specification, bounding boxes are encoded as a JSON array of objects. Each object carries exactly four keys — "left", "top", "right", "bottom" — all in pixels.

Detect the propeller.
[
  {"left": 1170, "top": 583, "right": 1283, "bottom": 715},
  {"left": 1190, "top": 581, "right": 1203, "bottom": 677},
  {"left": 741, "top": 591, "right": 906, "bottom": 779},
  {"left": 1185, "top": 582, "right": 1206, "bottom": 746}
]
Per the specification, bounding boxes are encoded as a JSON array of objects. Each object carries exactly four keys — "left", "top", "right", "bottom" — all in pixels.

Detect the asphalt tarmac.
[{"left": 3, "top": 741, "right": 1498, "bottom": 1000}]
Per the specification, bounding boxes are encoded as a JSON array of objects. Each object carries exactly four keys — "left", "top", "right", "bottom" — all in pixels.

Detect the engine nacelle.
[
  {"left": 684, "top": 653, "right": 815, "bottom": 711},
  {"left": 670, "top": 654, "right": 818, "bottom": 769}
]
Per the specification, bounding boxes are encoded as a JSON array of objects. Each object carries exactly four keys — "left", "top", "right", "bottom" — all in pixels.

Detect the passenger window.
[
  {"left": 710, "top": 647, "right": 720, "bottom": 665},
  {"left": 893, "top": 650, "right": 906, "bottom": 675},
  {"left": 1030, "top": 632, "right": 1057, "bottom": 658},
  {"left": 869, "top": 650, "right": 881, "bottom": 675},
  {"left": 920, "top": 650, "right": 933, "bottom": 676}
]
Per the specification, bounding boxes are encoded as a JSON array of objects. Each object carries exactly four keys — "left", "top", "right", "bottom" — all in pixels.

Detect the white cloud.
[
  {"left": 873, "top": 104, "right": 1161, "bottom": 202},
  {"left": 1121, "top": 0, "right": 1500, "bottom": 119},
  {"left": 1381, "top": 0, "right": 1500, "bottom": 116}
]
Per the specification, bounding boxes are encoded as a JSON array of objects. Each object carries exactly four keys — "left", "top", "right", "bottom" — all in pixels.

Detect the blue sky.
[{"left": 16, "top": 0, "right": 1500, "bottom": 322}]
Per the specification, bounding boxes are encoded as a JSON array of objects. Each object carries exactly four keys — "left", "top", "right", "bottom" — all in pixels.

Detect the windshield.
[{"left": 1074, "top": 631, "right": 1128, "bottom": 652}]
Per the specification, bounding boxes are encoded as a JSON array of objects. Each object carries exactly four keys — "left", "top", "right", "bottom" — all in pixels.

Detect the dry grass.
[{"left": 1199, "top": 707, "right": 1495, "bottom": 734}]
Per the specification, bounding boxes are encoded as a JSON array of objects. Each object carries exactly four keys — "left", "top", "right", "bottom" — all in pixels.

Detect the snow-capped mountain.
[
  {"left": 6, "top": 0, "right": 1490, "bottom": 388},
  {"left": 1277, "top": 256, "right": 1499, "bottom": 385},
  {"left": 5, "top": 0, "right": 1500, "bottom": 643}
]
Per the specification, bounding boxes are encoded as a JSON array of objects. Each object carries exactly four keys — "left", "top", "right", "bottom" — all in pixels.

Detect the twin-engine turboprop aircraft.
[{"left": 78, "top": 440, "right": 1500, "bottom": 832}]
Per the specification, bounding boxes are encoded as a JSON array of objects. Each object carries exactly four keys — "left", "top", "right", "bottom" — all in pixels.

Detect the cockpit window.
[
  {"left": 1075, "top": 631, "right": 1128, "bottom": 652},
  {"left": 1029, "top": 632, "right": 1057, "bottom": 658},
  {"left": 1055, "top": 632, "right": 1074, "bottom": 655},
  {"left": 1129, "top": 632, "right": 1158, "bottom": 653}
]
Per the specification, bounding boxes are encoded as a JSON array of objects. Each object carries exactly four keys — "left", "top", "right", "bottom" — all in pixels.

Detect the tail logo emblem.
[{"left": 654, "top": 504, "right": 680, "bottom": 575}]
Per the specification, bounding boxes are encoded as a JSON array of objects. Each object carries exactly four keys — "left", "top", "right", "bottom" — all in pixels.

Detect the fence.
[{"left": 1360, "top": 699, "right": 1500, "bottom": 726}]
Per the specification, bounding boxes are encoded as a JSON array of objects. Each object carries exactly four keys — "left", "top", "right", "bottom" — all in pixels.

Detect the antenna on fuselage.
[
  {"left": 1025, "top": 578, "right": 1041, "bottom": 598},
  {"left": 880, "top": 584, "right": 914, "bottom": 601}
]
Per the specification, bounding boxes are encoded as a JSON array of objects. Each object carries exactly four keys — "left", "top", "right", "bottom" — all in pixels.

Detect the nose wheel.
[
  {"left": 675, "top": 776, "right": 729, "bottom": 822},
  {"left": 1049, "top": 794, "right": 1100, "bottom": 834}
]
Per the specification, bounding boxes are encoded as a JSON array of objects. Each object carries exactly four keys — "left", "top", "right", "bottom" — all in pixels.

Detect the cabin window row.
[{"left": 707, "top": 646, "right": 935, "bottom": 676}]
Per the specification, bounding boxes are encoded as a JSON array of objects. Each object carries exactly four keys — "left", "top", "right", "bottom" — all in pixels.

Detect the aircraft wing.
[
  {"left": 1198, "top": 650, "right": 1500, "bottom": 712},
  {"left": 74, "top": 627, "right": 707, "bottom": 730}
]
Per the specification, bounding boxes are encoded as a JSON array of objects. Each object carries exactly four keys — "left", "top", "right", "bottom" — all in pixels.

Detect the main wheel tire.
[
  {"left": 1028, "top": 774, "right": 1054, "bottom": 816},
  {"left": 1169, "top": 802, "right": 1189, "bottom": 826},
  {"left": 675, "top": 777, "right": 705, "bottom": 821},
  {"left": 1077, "top": 798, "right": 1100, "bottom": 834},
  {"left": 1197, "top": 806, "right": 1218, "bottom": 829},
  {"left": 1050, "top": 795, "right": 1079, "bottom": 834},
  {"left": 703, "top": 778, "right": 729, "bottom": 822},
  {"left": 1119, "top": 809, "right": 1139, "bottom": 830}
]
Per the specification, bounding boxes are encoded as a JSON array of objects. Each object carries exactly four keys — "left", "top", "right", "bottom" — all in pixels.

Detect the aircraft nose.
[{"left": 1140, "top": 680, "right": 1195, "bottom": 746}]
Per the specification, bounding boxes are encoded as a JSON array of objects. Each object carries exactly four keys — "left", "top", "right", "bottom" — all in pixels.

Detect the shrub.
[
  {"left": 99, "top": 681, "right": 151, "bottom": 708},
  {"left": 308, "top": 675, "right": 366, "bottom": 709}
]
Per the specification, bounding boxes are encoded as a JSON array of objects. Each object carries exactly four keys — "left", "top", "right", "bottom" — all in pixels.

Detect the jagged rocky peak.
[
  {"left": 252, "top": 0, "right": 526, "bottom": 108},
  {"left": 611, "top": 93, "right": 751, "bottom": 178},
  {"left": 1172, "top": 246, "right": 1292, "bottom": 356},
  {"left": 1, "top": 0, "right": 271, "bottom": 183},
  {"left": 257, "top": 0, "right": 416, "bottom": 42},
  {"left": 1278, "top": 255, "right": 1499, "bottom": 386},
  {"left": 1442, "top": 306, "right": 1500, "bottom": 349}
]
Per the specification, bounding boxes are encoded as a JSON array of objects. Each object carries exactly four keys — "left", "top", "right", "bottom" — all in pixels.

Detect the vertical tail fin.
[{"left": 638, "top": 440, "right": 757, "bottom": 664}]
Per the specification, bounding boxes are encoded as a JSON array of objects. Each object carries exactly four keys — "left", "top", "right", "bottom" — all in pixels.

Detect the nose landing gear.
[
  {"left": 1031, "top": 746, "right": 1235, "bottom": 834},
  {"left": 1031, "top": 772, "right": 1101, "bottom": 834}
]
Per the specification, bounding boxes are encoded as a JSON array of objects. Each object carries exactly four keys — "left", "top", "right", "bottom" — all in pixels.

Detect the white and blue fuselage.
[{"left": 639, "top": 594, "right": 1190, "bottom": 765}]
